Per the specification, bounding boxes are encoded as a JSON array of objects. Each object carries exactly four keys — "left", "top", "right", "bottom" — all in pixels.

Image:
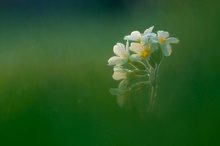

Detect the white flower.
[
  {"left": 112, "top": 65, "right": 130, "bottom": 94},
  {"left": 141, "top": 26, "right": 157, "bottom": 42},
  {"left": 109, "top": 86, "right": 128, "bottom": 108},
  {"left": 111, "top": 66, "right": 130, "bottom": 107},
  {"left": 155, "top": 30, "right": 179, "bottom": 56},
  {"left": 124, "top": 31, "right": 142, "bottom": 42},
  {"left": 129, "top": 42, "right": 150, "bottom": 61},
  {"left": 112, "top": 65, "right": 128, "bottom": 80},
  {"left": 124, "top": 26, "right": 155, "bottom": 42},
  {"left": 108, "top": 43, "right": 130, "bottom": 65}
]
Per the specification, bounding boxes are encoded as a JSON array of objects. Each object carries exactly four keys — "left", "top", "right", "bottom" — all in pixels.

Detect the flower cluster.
[{"left": 108, "top": 26, "right": 179, "bottom": 107}]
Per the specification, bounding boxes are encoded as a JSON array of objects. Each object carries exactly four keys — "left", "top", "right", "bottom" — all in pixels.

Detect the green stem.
[
  {"left": 148, "top": 55, "right": 163, "bottom": 113},
  {"left": 129, "top": 62, "right": 139, "bottom": 70},
  {"left": 149, "top": 64, "right": 159, "bottom": 113}
]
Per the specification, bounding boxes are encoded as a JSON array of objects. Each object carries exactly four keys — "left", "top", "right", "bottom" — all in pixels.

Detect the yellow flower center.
[
  {"left": 140, "top": 49, "right": 149, "bottom": 58},
  {"left": 137, "top": 38, "right": 141, "bottom": 43},
  {"left": 159, "top": 37, "right": 165, "bottom": 43},
  {"left": 123, "top": 53, "right": 127, "bottom": 58}
]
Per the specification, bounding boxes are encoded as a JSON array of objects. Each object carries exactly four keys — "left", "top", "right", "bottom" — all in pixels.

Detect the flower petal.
[
  {"left": 140, "top": 35, "right": 148, "bottom": 42},
  {"left": 150, "top": 38, "right": 158, "bottom": 44},
  {"left": 108, "top": 56, "right": 122, "bottom": 65},
  {"left": 113, "top": 65, "right": 123, "bottom": 72},
  {"left": 113, "top": 43, "right": 126, "bottom": 57},
  {"left": 141, "top": 33, "right": 156, "bottom": 42},
  {"left": 130, "top": 42, "right": 142, "bottom": 54},
  {"left": 130, "top": 31, "right": 141, "bottom": 38},
  {"left": 112, "top": 72, "right": 126, "bottom": 80},
  {"left": 123, "top": 35, "right": 130, "bottom": 40},
  {"left": 124, "top": 31, "right": 141, "bottom": 41},
  {"left": 112, "top": 66, "right": 127, "bottom": 80},
  {"left": 130, "top": 54, "right": 142, "bottom": 62},
  {"left": 166, "top": 37, "right": 179, "bottom": 44},
  {"left": 119, "top": 79, "right": 128, "bottom": 90},
  {"left": 161, "top": 43, "right": 172, "bottom": 56},
  {"left": 144, "top": 26, "right": 154, "bottom": 34},
  {"left": 157, "top": 30, "right": 169, "bottom": 39}
]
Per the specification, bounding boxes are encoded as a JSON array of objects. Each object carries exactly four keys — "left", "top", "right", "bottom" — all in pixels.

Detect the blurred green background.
[{"left": 0, "top": 0, "right": 219, "bottom": 145}]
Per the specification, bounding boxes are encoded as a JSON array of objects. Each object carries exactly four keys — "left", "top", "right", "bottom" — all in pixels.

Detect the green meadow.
[{"left": 0, "top": 1, "right": 219, "bottom": 145}]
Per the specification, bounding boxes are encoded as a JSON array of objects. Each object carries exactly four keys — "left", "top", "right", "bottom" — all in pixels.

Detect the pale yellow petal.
[
  {"left": 130, "top": 42, "right": 143, "bottom": 54},
  {"left": 113, "top": 43, "right": 126, "bottom": 57},
  {"left": 112, "top": 72, "right": 126, "bottom": 80},
  {"left": 157, "top": 31, "right": 169, "bottom": 39},
  {"left": 108, "top": 56, "right": 122, "bottom": 65},
  {"left": 143, "top": 26, "right": 154, "bottom": 34},
  {"left": 167, "top": 37, "right": 179, "bottom": 44}
]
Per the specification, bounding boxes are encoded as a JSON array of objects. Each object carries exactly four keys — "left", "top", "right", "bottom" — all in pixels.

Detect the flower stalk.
[{"left": 149, "top": 59, "right": 160, "bottom": 113}]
